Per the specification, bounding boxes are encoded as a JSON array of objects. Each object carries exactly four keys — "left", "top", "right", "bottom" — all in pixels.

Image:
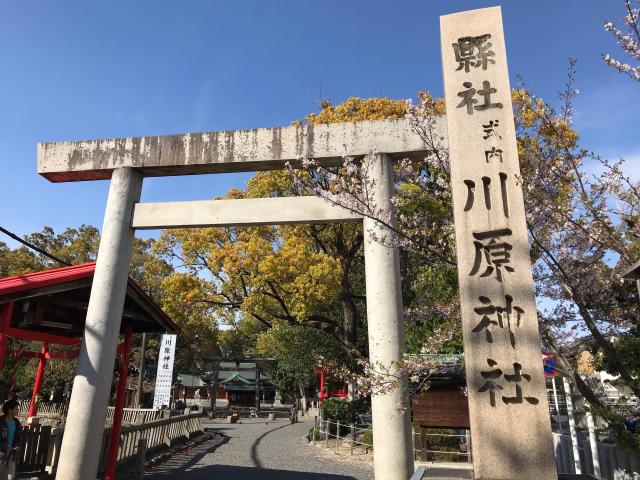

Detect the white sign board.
[
  {"left": 440, "top": 6, "right": 556, "bottom": 480},
  {"left": 152, "top": 334, "right": 177, "bottom": 410}
]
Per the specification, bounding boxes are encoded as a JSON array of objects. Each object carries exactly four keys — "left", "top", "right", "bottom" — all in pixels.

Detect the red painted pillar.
[
  {"left": 105, "top": 326, "right": 133, "bottom": 480},
  {"left": 319, "top": 369, "right": 327, "bottom": 404},
  {"left": 0, "top": 302, "right": 14, "bottom": 371},
  {"left": 28, "top": 343, "right": 48, "bottom": 418}
]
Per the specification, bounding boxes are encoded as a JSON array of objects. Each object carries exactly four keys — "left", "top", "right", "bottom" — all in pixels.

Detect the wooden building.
[
  {"left": 410, "top": 355, "right": 470, "bottom": 429},
  {"left": 412, "top": 377, "right": 470, "bottom": 429},
  {"left": 204, "top": 358, "right": 277, "bottom": 412}
]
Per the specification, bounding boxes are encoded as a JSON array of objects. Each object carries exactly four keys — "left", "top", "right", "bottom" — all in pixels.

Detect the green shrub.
[
  {"left": 307, "top": 427, "right": 321, "bottom": 442},
  {"left": 362, "top": 426, "right": 373, "bottom": 446},
  {"left": 321, "top": 398, "right": 358, "bottom": 425},
  {"left": 416, "top": 427, "right": 467, "bottom": 463}
]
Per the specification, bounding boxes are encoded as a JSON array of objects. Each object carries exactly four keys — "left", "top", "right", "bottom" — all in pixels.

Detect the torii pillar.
[
  {"left": 363, "top": 153, "right": 413, "bottom": 479},
  {"left": 55, "top": 168, "right": 142, "bottom": 480}
]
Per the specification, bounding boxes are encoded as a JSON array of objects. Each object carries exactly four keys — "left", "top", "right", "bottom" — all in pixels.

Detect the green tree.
[{"left": 256, "top": 323, "right": 348, "bottom": 400}]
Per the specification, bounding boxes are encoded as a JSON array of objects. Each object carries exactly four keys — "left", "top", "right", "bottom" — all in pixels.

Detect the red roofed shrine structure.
[{"left": 0, "top": 262, "right": 178, "bottom": 479}]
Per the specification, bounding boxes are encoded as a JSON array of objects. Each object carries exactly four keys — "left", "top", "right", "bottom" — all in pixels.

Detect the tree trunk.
[
  {"left": 340, "top": 282, "right": 358, "bottom": 348},
  {"left": 567, "top": 285, "right": 640, "bottom": 400},
  {"left": 299, "top": 384, "right": 307, "bottom": 415}
]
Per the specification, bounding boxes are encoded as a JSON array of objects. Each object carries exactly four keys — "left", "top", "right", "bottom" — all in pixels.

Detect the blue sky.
[{"left": 0, "top": 0, "right": 638, "bottom": 247}]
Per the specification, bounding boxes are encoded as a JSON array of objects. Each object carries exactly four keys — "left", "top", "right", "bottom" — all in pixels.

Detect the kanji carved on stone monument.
[
  {"left": 463, "top": 175, "right": 509, "bottom": 217},
  {"left": 479, "top": 359, "right": 539, "bottom": 407},
  {"left": 452, "top": 34, "right": 496, "bottom": 72},
  {"left": 469, "top": 228, "right": 514, "bottom": 282},
  {"left": 471, "top": 294, "right": 523, "bottom": 348},
  {"left": 457, "top": 80, "right": 504, "bottom": 114}
]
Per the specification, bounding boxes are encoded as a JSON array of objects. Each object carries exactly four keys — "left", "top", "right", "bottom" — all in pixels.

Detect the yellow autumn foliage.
[{"left": 304, "top": 96, "right": 407, "bottom": 124}]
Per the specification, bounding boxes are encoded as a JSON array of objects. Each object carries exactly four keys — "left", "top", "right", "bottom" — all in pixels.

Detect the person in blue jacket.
[{"left": 0, "top": 400, "right": 21, "bottom": 480}]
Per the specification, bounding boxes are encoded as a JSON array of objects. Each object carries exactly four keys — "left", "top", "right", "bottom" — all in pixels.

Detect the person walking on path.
[{"left": 0, "top": 400, "right": 21, "bottom": 480}]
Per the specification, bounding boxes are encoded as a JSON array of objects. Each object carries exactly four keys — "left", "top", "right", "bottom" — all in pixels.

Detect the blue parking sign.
[{"left": 543, "top": 356, "right": 558, "bottom": 377}]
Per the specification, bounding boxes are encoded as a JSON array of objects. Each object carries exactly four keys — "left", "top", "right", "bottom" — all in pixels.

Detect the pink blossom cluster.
[{"left": 603, "top": 0, "right": 640, "bottom": 81}]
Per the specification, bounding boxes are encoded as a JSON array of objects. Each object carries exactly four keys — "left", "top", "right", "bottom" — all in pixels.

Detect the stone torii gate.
[
  {"left": 38, "top": 118, "right": 424, "bottom": 480},
  {"left": 38, "top": 7, "right": 558, "bottom": 480}
]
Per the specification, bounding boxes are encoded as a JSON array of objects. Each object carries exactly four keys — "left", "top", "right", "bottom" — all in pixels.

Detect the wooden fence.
[
  {"left": 17, "top": 401, "right": 169, "bottom": 428},
  {"left": 18, "top": 410, "right": 204, "bottom": 477},
  {"left": 95, "top": 410, "right": 202, "bottom": 474},
  {"left": 16, "top": 424, "right": 52, "bottom": 475},
  {"left": 18, "top": 400, "right": 67, "bottom": 417},
  {"left": 105, "top": 406, "right": 165, "bottom": 426}
]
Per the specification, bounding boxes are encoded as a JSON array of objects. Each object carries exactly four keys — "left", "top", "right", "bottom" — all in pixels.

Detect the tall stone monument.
[{"left": 440, "top": 7, "right": 557, "bottom": 479}]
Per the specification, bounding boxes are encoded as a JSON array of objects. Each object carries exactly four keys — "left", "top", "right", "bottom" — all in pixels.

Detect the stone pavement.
[{"left": 145, "top": 417, "right": 374, "bottom": 480}]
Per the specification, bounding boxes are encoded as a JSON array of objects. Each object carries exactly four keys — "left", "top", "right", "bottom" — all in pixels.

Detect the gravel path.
[{"left": 146, "top": 417, "right": 374, "bottom": 480}]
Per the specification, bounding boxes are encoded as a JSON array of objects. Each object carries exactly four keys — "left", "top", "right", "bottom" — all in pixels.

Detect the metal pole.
[
  {"left": 324, "top": 420, "right": 329, "bottom": 449},
  {"left": 336, "top": 419, "right": 341, "bottom": 453},
  {"left": 351, "top": 424, "right": 355, "bottom": 455},
  {"left": 313, "top": 416, "right": 317, "bottom": 445},
  {"left": 412, "top": 424, "right": 416, "bottom": 461},
  {"left": 363, "top": 153, "right": 413, "bottom": 480},
  {"left": 136, "top": 332, "right": 147, "bottom": 407},
  {"left": 552, "top": 377, "right": 563, "bottom": 434},
  {"left": 56, "top": 167, "right": 143, "bottom": 480},
  {"left": 466, "top": 429, "right": 472, "bottom": 463},
  {"left": 562, "top": 377, "right": 581, "bottom": 474}
]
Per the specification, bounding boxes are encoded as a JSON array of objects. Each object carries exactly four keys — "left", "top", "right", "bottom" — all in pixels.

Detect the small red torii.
[{"left": 313, "top": 368, "right": 348, "bottom": 403}]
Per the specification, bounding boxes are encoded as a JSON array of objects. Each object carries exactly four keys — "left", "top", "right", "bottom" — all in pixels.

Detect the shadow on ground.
[
  {"left": 149, "top": 464, "right": 360, "bottom": 480},
  {"left": 250, "top": 422, "right": 289, "bottom": 468},
  {"left": 144, "top": 434, "right": 230, "bottom": 479}
]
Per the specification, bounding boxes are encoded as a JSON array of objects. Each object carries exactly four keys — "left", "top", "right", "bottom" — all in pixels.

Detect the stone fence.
[{"left": 553, "top": 432, "right": 639, "bottom": 480}]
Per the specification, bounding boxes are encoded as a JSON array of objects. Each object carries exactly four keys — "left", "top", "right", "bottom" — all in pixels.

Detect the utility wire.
[{"left": 0, "top": 226, "right": 71, "bottom": 267}]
